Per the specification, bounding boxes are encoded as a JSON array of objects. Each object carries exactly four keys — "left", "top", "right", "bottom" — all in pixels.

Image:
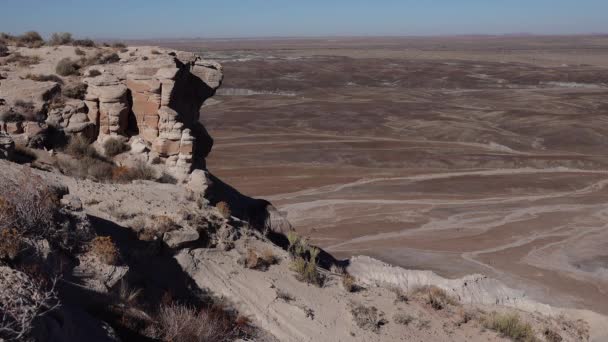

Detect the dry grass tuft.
[
  {"left": 90, "top": 236, "right": 120, "bottom": 265},
  {"left": 350, "top": 303, "right": 386, "bottom": 333},
  {"left": 55, "top": 57, "right": 80, "bottom": 76},
  {"left": 342, "top": 274, "right": 360, "bottom": 293},
  {"left": 242, "top": 248, "right": 278, "bottom": 271},
  {"left": 103, "top": 137, "right": 129, "bottom": 157},
  {"left": 393, "top": 312, "right": 415, "bottom": 325},
  {"left": 412, "top": 285, "right": 458, "bottom": 310},
  {"left": 157, "top": 303, "right": 246, "bottom": 342},
  {"left": 482, "top": 312, "right": 537, "bottom": 342},
  {"left": 0, "top": 228, "right": 25, "bottom": 260}
]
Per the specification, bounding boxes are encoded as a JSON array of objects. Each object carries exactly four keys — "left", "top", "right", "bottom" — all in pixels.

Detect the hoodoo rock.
[{"left": 83, "top": 51, "right": 223, "bottom": 178}]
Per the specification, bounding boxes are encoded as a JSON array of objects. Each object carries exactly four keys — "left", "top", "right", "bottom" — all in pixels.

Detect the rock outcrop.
[
  {"left": 0, "top": 46, "right": 223, "bottom": 180},
  {"left": 82, "top": 51, "right": 222, "bottom": 178}
]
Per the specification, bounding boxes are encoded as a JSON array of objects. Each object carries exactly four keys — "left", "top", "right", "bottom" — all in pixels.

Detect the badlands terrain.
[
  {"left": 0, "top": 32, "right": 607, "bottom": 341},
  {"left": 157, "top": 36, "right": 608, "bottom": 315}
]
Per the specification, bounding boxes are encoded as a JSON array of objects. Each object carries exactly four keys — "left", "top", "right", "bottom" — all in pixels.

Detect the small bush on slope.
[
  {"left": 103, "top": 137, "right": 129, "bottom": 157},
  {"left": 158, "top": 303, "right": 248, "bottom": 342},
  {"left": 62, "top": 82, "right": 88, "bottom": 99},
  {"left": 482, "top": 312, "right": 537, "bottom": 342},
  {"left": 90, "top": 236, "right": 119, "bottom": 265},
  {"left": 48, "top": 32, "right": 73, "bottom": 46},
  {"left": 55, "top": 57, "right": 80, "bottom": 76}
]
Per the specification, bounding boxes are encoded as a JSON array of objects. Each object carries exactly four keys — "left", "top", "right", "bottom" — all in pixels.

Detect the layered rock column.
[{"left": 83, "top": 51, "right": 223, "bottom": 179}]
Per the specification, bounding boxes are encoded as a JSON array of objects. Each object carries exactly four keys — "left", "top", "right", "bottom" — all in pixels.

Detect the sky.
[{"left": 1, "top": 0, "right": 607, "bottom": 39}]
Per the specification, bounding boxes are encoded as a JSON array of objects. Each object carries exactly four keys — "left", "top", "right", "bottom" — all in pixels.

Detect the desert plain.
[{"left": 157, "top": 36, "right": 608, "bottom": 314}]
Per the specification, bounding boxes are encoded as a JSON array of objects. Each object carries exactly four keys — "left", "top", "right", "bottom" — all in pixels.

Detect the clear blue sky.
[{"left": 1, "top": 0, "right": 607, "bottom": 39}]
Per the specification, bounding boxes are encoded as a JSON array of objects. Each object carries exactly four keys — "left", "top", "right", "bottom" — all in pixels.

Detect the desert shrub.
[
  {"left": 86, "top": 158, "right": 115, "bottom": 181},
  {"left": 391, "top": 287, "right": 409, "bottom": 303},
  {"left": 342, "top": 274, "right": 359, "bottom": 292},
  {"left": 117, "top": 279, "right": 142, "bottom": 305},
  {"left": 350, "top": 304, "right": 386, "bottom": 333},
  {"left": 72, "top": 39, "right": 95, "bottom": 47},
  {"left": 48, "top": 32, "right": 72, "bottom": 46},
  {"left": 543, "top": 328, "right": 562, "bottom": 342},
  {"left": 216, "top": 201, "right": 231, "bottom": 219},
  {"left": 88, "top": 69, "right": 101, "bottom": 77},
  {"left": 290, "top": 246, "right": 323, "bottom": 287},
  {"left": 112, "top": 42, "right": 126, "bottom": 49},
  {"left": 90, "top": 236, "right": 119, "bottom": 265},
  {"left": 0, "top": 171, "right": 59, "bottom": 237},
  {"left": 141, "top": 56, "right": 148, "bottom": 61},
  {"left": 4, "top": 52, "right": 41, "bottom": 66},
  {"left": 413, "top": 285, "right": 458, "bottom": 310},
  {"left": 18, "top": 31, "right": 44, "bottom": 46},
  {"left": 482, "top": 312, "right": 537, "bottom": 342},
  {"left": 157, "top": 303, "right": 245, "bottom": 342},
  {"left": 74, "top": 47, "right": 85, "bottom": 56},
  {"left": 0, "top": 228, "right": 24, "bottom": 260},
  {"left": 111, "top": 161, "right": 155, "bottom": 183},
  {"left": 393, "top": 312, "right": 414, "bottom": 326},
  {"left": 242, "top": 248, "right": 277, "bottom": 271},
  {"left": 0, "top": 269, "right": 58, "bottom": 340},
  {"left": 81, "top": 52, "right": 119, "bottom": 65},
  {"left": 151, "top": 49, "right": 161, "bottom": 55},
  {"left": 0, "top": 41, "right": 8, "bottom": 57},
  {"left": 55, "top": 57, "right": 80, "bottom": 76},
  {"left": 119, "top": 48, "right": 128, "bottom": 53},
  {"left": 62, "top": 82, "right": 88, "bottom": 99},
  {"left": 103, "top": 137, "right": 128, "bottom": 157},
  {"left": 65, "top": 135, "right": 96, "bottom": 159},
  {"left": 23, "top": 73, "right": 63, "bottom": 84}
]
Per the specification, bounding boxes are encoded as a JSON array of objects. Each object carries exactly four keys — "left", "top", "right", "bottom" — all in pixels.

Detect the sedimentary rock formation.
[{"left": 83, "top": 50, "right": 223, "bottom": 177}]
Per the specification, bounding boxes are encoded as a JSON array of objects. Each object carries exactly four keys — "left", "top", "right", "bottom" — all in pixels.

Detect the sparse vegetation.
[
  {"left": 393, "top": 312, "right": 415, "bottom": 325},
  {"left": 88, "top": 69, "right": 102, "bottom": 77},
  {"left": 0, "top": 228, "right": 24, "bottom": 260},
  {"left": 3, "top": 52, "right": 41, "bottom": 66},
  {"left": 48, "top": 32, "right": 73, "bottom": 46},
  {"left": 90, "top": 236, "right": 119, "bottom": 265},
  {"left": 55, "top": 57, "right": 80, "bottom": 76},
  {"left": 62, "top": 82, "right": 88, "bottom": 99},
  {"left": 80, "top": 51, "right": 120, "bottom": 66},
  {"left": 23, "top": 73, "right": 63, "bottom": 84},
  {"left": 242, "top": 248, "right": 278, "bottom": 271},
  {"left": 287, "top": 231, "right": 324, "bottom": 286},
  {"left": 72, "top": 39, "right": 95, "bottom": 47},
  {"left": 65, "top": 135, "right": 96, "bottom": 158},
  {"left": 342, "top": 274, "right": 359, "bottom": 292},
  {"left": 18, "top": 31, "right": 44, "bottom": 47},
  {"left": 74, "top": 47, "right": 85, "bottom": 56},
  {"left": 157, "top": 303, "right": 246, "bottom": 342},
  {"left": 350, "top": 303, "right": 386, "bottom": 333},
  {"left": 151, "top": 49, "right": 161, "bottom": 55},
  {"left": 103, "top": 137, "right": 129, "bottom": 157},
  {"left": 112, "top": 42, "right": 127, "bottom": 49},
  {"left": 413, "top": 285, "right": 458, "bottom": 310},
  {"left": 216, "top": 201, "right": 231, "bottom": 219},
  {"left": 482, "top": 312, "right": 537, "bottom": 342},
  {"left": 390, "top": 287, "right": 409, "bottom": 303}
]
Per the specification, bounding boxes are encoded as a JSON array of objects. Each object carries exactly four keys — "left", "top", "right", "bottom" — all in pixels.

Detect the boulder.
[{"left": 163, "top": 227, "right": 200, "bottom": 248}]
